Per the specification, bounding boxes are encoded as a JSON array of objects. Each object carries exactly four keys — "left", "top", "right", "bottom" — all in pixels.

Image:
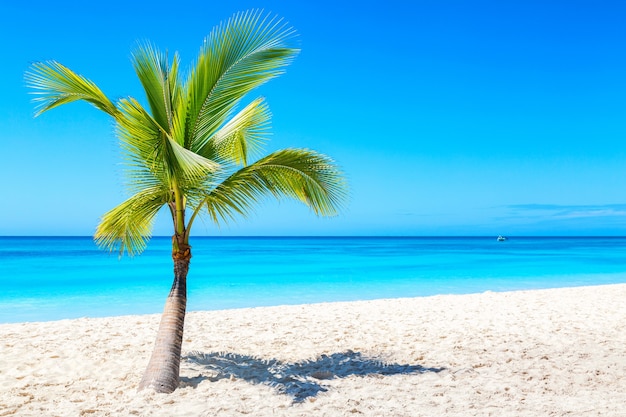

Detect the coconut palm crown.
[{"left": 26, "top": 10, "right": 346, "bottom": 393}]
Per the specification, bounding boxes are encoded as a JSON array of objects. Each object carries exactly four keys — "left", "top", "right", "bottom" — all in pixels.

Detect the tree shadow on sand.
[{"left": 181, "top": 350, "right": 446, "bottom": 403}]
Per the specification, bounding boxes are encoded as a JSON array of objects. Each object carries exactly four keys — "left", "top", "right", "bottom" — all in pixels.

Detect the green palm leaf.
[
  {"left": 131, "top": 43, "right": 182, "bottom": 137},
  {"left": 116, "top": 97, "right": 220, "bottom": 193},
  {"left": 196, "top": 97, "right": 271, "bottom": 166},
  {"left": 95, "top": 187, "right": 170, "bottom": 256},
  {"left": 203, "top": 149, "right": 346, "bottom": 223},
  {"left": 185, "top": 10, "right": 299, "bottom": 152},
  {"left": 25, "top": 61, "right": 118, "bottom": 117}
]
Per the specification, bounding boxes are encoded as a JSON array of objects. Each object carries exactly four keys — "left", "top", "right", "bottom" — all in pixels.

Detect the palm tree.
[{"left": 26, "top": 10, "right": 346, "bottom": 394}]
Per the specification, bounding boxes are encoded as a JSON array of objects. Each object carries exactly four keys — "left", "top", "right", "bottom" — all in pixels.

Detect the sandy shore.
[{"left": 2, "top": 284, "right": 626, "bottom": 416}]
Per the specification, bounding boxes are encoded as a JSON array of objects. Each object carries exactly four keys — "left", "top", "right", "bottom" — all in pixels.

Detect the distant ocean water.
[{"left": 2, "top": 236, "right": 626, "bottom": 323}]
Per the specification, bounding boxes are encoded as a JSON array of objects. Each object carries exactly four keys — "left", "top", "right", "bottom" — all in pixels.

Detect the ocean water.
[{"left": 2, "top": 236, "right": 626, "bottom": 323}]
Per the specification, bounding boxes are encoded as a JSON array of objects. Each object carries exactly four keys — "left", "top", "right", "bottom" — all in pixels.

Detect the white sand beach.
[{"left": 2, "top": 284, "right": 626, "bottom": 416}]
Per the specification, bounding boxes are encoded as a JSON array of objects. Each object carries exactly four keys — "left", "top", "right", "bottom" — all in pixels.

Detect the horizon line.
[{"left": 3, "top": 235, "right": 626, "bottom": 239}]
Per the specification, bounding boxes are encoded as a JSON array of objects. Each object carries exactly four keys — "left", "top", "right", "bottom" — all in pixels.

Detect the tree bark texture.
[{"left": 137, "top": 242, "right": 191, "bottom": 393}]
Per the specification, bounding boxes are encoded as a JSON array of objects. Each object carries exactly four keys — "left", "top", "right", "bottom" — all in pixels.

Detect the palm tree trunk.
[{"left": 137, "top": 241, "right": 191, "bottom": 393}]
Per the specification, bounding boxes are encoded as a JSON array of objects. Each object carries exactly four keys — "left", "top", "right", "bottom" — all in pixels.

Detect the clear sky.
[{"left": 2, "top": 0, "right": 626, "bottom": 236}]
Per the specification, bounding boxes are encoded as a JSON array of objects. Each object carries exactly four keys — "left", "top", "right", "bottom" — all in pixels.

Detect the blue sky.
[{"left": 2, "top": 0, "right": 626, "bottom": 236}]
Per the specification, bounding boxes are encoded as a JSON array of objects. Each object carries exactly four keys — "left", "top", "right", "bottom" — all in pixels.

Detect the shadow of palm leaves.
[{"left": 182, "top": 350, "right": 445, "bottom": 403}]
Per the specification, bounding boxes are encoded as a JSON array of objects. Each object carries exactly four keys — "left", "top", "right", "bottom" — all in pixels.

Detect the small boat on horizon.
[{"left": 497, "top": 235, "right": 507, "bottom": 242}]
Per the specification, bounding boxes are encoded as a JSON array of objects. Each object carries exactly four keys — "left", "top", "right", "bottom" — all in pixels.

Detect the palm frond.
[
  {"left": 167, "top": 135, "right": 222, "bottom": 187},
  {"left": 95, "top": 187, "right": 170, "bottom": 256},
  {"left": 196, "top": 97, "right": 271, "bottom": 166},
  {"left": 131, "top": 43, "right": 181, "bottom": 138},
  {"left": 185, "top": 10, "right": 299, "bottom": 151},
  {"left": 202, "top": 148, "right": 347, "bottom": 224},
  {"left": 116, "top": 97, "right": 220, "bottom": 191},
  {"left": 116, "top": 97, "right": 167, "bottom": 186},
  {"left": 25, "top": 61, "right": 118, "bottom": 117}
]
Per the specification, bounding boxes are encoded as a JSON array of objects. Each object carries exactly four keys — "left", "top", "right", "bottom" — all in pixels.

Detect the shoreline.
[{"left": 3, "top": 284, "right": 626, "bottom": 416}]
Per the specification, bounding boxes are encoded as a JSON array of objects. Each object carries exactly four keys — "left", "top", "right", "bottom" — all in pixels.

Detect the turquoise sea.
[{"left": 2, "top": 236, "right": 626, "bottom": 323}]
